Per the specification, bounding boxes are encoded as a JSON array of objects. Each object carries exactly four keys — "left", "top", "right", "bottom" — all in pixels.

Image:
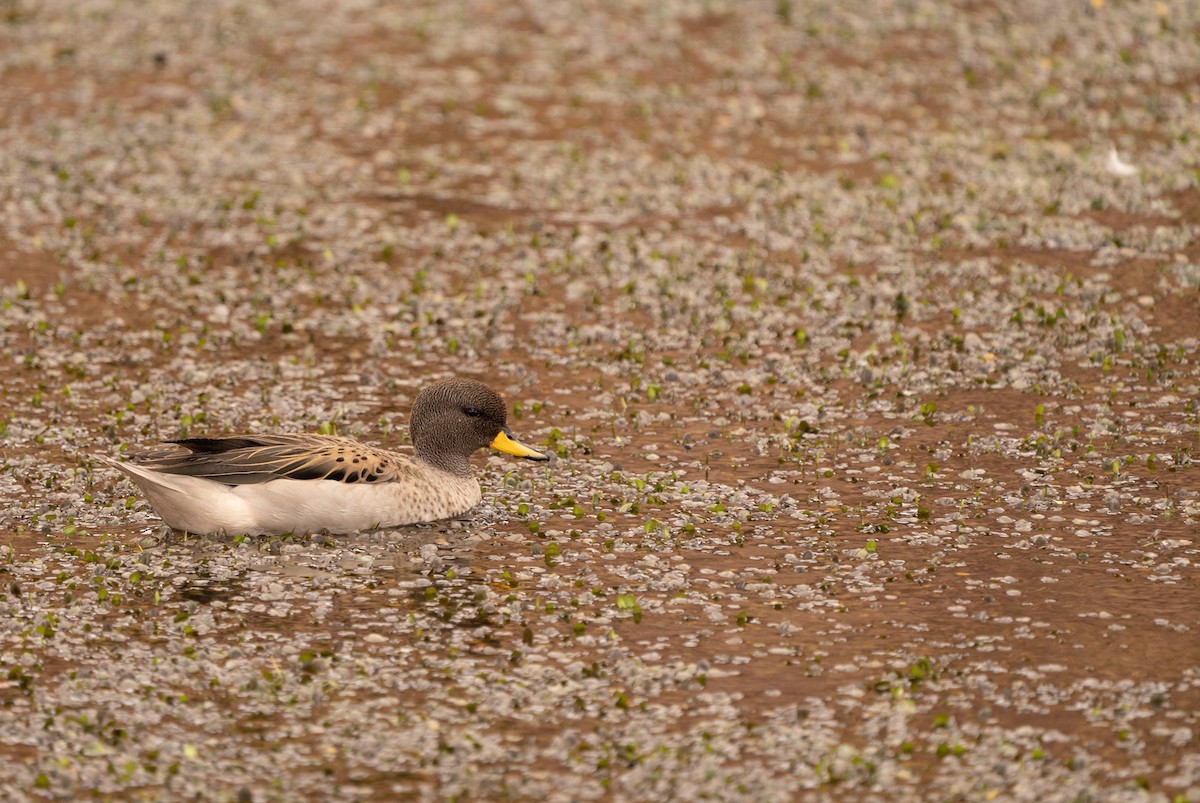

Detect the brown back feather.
[{"left": 145, "top": 435, "right": 412, "bottom": 486}]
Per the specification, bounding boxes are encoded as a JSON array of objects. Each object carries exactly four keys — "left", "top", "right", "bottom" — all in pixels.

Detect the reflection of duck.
[{"left": 103, "top": 378, "right": 548, "bottom": 535}]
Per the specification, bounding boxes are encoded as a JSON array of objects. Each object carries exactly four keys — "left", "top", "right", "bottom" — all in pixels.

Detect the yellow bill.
[{"left": 490, "top": 430, "right": 550, "bottom": 461}]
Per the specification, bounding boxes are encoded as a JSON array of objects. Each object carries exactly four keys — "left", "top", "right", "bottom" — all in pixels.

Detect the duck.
[{"left": 102, "top": 377, "right": 549, "bottom": 535}]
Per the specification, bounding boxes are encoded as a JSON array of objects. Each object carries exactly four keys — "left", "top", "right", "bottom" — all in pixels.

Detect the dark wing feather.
[
  {"left": 168, "top": 437, "right": 282, "bottom": 453},
  {"left": 143, "top": 434, "right": 411, "bottom": 486}
]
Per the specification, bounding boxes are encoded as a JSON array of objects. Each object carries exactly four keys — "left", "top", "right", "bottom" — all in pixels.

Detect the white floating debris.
[{"left": 1105, "top": 146, "right": 1138, "bottom": 177}]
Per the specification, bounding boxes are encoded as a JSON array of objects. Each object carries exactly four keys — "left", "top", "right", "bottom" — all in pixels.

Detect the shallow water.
[{"left": 2, "top": 1, "right": 1199, "bottom": 800}]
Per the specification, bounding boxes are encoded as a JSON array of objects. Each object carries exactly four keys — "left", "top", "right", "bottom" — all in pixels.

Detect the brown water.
[{"left": 1, "top": 2, "right": 1199, "bottom": 800}]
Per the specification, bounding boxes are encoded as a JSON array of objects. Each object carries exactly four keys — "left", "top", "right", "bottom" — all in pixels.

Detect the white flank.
[{"left": 102, "top": 457, "right": 481, "bottom": 535}]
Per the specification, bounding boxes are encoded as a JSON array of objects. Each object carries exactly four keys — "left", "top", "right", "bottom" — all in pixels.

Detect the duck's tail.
[{"left": 100, "top": 456, "right": 250, "bottom": 534}]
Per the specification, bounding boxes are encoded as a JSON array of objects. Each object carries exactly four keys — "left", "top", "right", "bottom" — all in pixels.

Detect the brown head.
[{"left": 409, "top": 378, "right": 548, "bottom": 476}]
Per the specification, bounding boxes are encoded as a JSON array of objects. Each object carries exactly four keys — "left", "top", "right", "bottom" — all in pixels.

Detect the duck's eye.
[{"left": 463, "top": 407, "right": 481, "bottom": 417}]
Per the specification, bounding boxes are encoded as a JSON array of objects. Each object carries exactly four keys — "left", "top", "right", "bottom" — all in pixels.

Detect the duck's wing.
[{"left": 139, "top": 434, "right": 413, "bottom": 486}]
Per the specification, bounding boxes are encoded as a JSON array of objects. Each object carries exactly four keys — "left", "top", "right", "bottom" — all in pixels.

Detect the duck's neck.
[{"left": 415, "top": 445, "right": 473, "bottom": 478}]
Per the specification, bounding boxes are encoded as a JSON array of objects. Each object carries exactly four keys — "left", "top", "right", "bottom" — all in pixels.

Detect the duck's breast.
[{"left": 232, "top": 470, "right": 482, "bottom": 533}]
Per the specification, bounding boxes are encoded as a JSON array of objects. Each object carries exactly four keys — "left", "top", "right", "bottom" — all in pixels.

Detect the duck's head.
[{"left": 410, "top": 378, "right": 549, "bottom": 475}]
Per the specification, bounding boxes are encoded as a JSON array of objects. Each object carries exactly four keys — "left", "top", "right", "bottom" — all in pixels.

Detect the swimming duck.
[{"left": 103, "top": 378, "right": 549, "bottom": 535}]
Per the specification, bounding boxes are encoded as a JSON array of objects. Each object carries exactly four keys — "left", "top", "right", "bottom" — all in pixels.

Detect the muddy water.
[{"left": 2, "top": 2, "right": 1200, "bottom": 800}]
